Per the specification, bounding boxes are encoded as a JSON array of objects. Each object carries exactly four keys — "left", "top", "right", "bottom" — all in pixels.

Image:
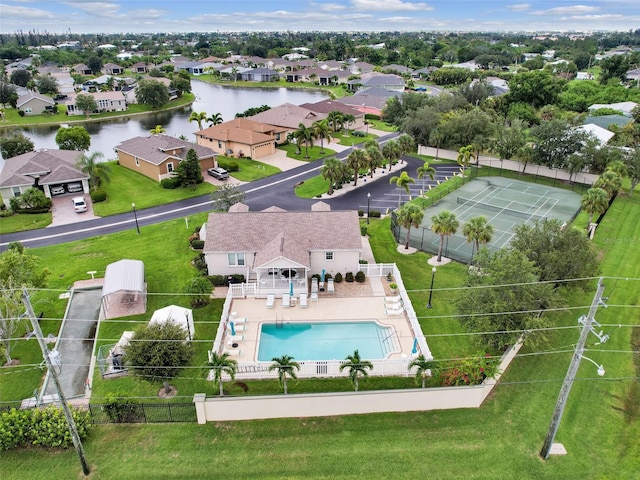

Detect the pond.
[{"left": 2, "top": 80, "right": 330, "bottom": 158}]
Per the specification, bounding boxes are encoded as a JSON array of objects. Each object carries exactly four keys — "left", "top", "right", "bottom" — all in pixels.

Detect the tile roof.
[
  {"left": 115, "top": 135, "right": 217, "bottom": 166},
  {"left": 0, "top": 149, "right": 87, "bottom": 187},
  {"left": 203, "top": 210, "right": 362, "bottom": 264},
  {"left": 249, "top": 103, "right": 326, "bottom": 129}
]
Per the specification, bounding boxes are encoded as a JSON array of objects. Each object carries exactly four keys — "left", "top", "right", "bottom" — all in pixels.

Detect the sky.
[{"left": 0, "top": 0, "right": 639, "bottom": 35}]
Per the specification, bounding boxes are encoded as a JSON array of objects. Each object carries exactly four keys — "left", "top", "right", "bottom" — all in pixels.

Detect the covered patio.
[{"left": 100, "top": 259, "right": 147, "bottom": 319}]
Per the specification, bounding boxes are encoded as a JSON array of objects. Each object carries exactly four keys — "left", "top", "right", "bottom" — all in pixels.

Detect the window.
[
  {"left": 12, "top": 187, "right": 21, "bottom": 197},
  {"left": 167, "top": 162, "right": 174, "bottom": 173},
  {"left": 275, "top": 133, "right": 281, "bottom": 141},
  {"left": 325, "top": 251, "right": 334, "bottom": 261},
  {"left": 218, "top": 141, "right": 222, "bottom": 149},
  {"left": 227, "top": 253, "right": 245, "bottom": 266},
  {"left": 25, "top": 107, "right": 32, "bottom": 113},
  {"left": 134, "top": 156, "right": 140, "bottom": 166}
]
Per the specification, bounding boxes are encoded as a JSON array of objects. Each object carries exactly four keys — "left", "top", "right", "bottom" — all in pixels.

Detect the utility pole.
[
  {"left": 22, "top": 288, "right": 91, "bottom": 476},
  {"left": 539, "top": 278, "right": 606, "bottom": 459}
]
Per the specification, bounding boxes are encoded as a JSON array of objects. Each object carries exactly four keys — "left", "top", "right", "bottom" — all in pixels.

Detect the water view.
[{"left": 3, "top": 80, "right": 330, "bottom": 158}]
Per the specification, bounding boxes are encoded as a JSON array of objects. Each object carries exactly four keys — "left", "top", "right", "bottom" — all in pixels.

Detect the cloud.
[
  {"left": 315, "top": 2, "right": 347, "bottom": 12},
  {"left": 532, "top": 5, "right": 600, "bottom": 16},
  {"left": 351, "top": 0, "right": 433, "bottom": 12},
  {"left": 0, "top": 3, "right": 57, "bottom": 20},
  {"left": 506, "top": 4, "right": 530, "bottom": 12}
]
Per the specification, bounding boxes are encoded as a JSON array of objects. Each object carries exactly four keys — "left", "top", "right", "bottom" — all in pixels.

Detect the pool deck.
[{"left": 224, "top": 296, "right": 416, "bottom": 363}]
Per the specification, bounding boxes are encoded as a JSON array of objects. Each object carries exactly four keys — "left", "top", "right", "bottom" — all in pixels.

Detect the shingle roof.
[
  {"left": 0, "top": 149, "right": 87, "bottom": 187},
  {"left": 115, "top": 135, "right": 217, "bottom": 166},
  {"left": 195, "top": 118, "right": 275, "bottom": 145},
  {"left": 203, "top": 211, "right": 362, "bottom": 265},
  {"left": 583, "top": 115, "right": 632, "bottom": 129},
  {"left": 299, "top": 100, "right": 363, "bottom": 116},
  {"left": 16, "top": 91, "right": 55, "bottom": 108},
  {"left": 249, "top": 103, "right": 325, "bottom": 129}
]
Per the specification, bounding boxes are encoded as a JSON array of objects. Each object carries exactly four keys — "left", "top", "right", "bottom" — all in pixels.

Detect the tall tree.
[
  {"left": 0, "top": 132, "right": 34, "bottom": 159},
  {"left": 507, "top": 70, "right": 565, "bottom": 108},
  {"left": 492, "top": 119, "right": 528, "bottom": 172},
  {"left": 382, "top": 140, "right": 401, "bottom": 168},
  {"left": 321, "top": 157, "right": 345, "bottom": 195},
  {"left": 136, "top": 79, "right": 170, "bottom": 108},
  {"left": 462, "top": 216, "right": 494, "bottom": 264},
  {"left": 175, "top": 148, "right": 204, "bottom": 188},
  {"left": 408, "top": 354, "right": 435, "bottom": 388},
  {"left": 346, "top": 148, "right": 366, "bottom": 187},
  {"left": 188, "top": 111, "right": 207, "bottom": 131},
  {"left": 343, "top": 113, "right": 356, "bottom": 132},
  {"left": 293, "top": 123, "right": 315, "bottom": 158},
  {"left": 74, "top": 93, "right": 97, "bottom": 118},
  {"left": 396, "top": 134, "right": 415, "bottom": 156},
  {"left": 312, "top": 119, "right": 332, "bottom": 154},
  {"left": 396, "top": 203, "right": 424, "bottom": 250},
  {"left": 327, "top": 111, "right": 344, "bottom": 133},
  {"left": 149, "top": 124, "right": 166, "bottom": 134},
  {"left": 581, "top": 187, "right": 609, "bottom": 225},
  {"left": 594, "top": 170, "right": 622, "bottom": 198},
  {"left": 205, "top": 351, "right": 237, "bottom": 397},
  {"left": 456, "top": 144, "right": 475, "bottom": 173},
  {"left": 207, "top": 112, "right": 223, "bottom": 126},
  {"left": 55, "top": 126, "right": 90, "bottom": 151},
  {"left": 210, "top": 183, "right": 246, "bottom": 211},
  {"left": 76, "top": 151, "right": 110, "bottom": 190},
  {"left": 364, "top": 143, "right": 383, "bottom": 178},
  {"left": 389, "top": 171, "right": 415, "bottom": 207},
  {"left": 339, "top": 349, "right": 373, "bottom": 392},
  {"left": 528, "top": 119, "right": 587, "bottom": 169},
  {"left": 417, "top": 160, "right": 435, "bottom": 195},
  {"left": 268, "top": 355, "right": 300, "bottom": 394},
  {"left": 431, "top": 210, "right": 459, "bottom": 262},
  {"left": 624, "top": 147, "right": 640, "bottom": 195}
]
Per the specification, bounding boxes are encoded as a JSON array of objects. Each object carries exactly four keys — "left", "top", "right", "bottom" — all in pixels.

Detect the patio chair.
[
  {"left": 327, "top": 278, "right": 335, "bottom": 294},
  {"left": 232, "top": 324, "right": 246, "bottom": 332},
  {"left": 385, "top": 295, "right": 401, "bottom": 304},
  {"left": 266, "top": 294, "right": 275, "bottom": 308},
  {"left": 223, "top": 349, "right": 241, "bottom": 356},
  {"left": 232, "top": 317, "right": 247, "bottom": 324},
  {"left": 311, "top": 277, "right": 319, "bottom": 293},
  {"left": 299, "top": 293, "right": 308, "bottom": 308},
  {"left": 385, "top": 301, "right": 403, "bottom": 311},
  {"left": 385, "top": 305, "right": 404, "bottom": 316},
  {"left": 226, "top": 335, "right": 244, "bottom": 345},
  {"left": 283, "top": 293, "right": 291, "bottom": 308},
  {"left": 311, "top": 291, "right": 318, "bottom": 302}
]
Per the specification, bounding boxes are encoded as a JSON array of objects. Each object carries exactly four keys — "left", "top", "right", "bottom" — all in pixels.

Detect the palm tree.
[
  {"left": 594, "top": 170, "right": 622, "bottom": 198},
  {"left": 408, "top": 354, "right": 435, "bottom": 388},
  {"left": 396, "top": 134, "right": 415, "bottom": 157},
  {"left": 327, "top": 111, "right": 344, "bottom": 133},
  {"left": 75, "top": 151, "right": 110, "bottom": 190},
  {"left": 207, "top": 112, "right": 224, "bottom": 127},
  {"left": 364, "top": 144, "right": 383, "bottom": 178},
  {"left": 321, "top": 157, "right": 344, "bottom": 195},
  {"left": 343, "top": 113, "right": 356, "bottom": 132},
  {"left": 293, "top": 123, "right": 315, "bottom": 158},
  {"left": 188, "top": 111, "right": 208, "bottom": 131},
  {"left": 397, "top": 203, "right": 424, "bottom": 250},
  {"left": 605, "top": 160, "right": 627, "bottom": 179},
  {"left": 149, "top": 124, "right": 166, "bottom": 134},
  {"left": 339, "top": 349, "right": 373, "bottom": 392},
  {"left": 312, "top": 119, "right": 332, "bottom": 154},
  {"left": 416, "top": 161, "right": 436, "bottom": 195},
  {"left": 268, "top": 355, "right": 300, "bottom": 394},
  {"left": 205, "top": 351, "right": 237, "bottom": 397},
  {"left": 462, "top": 216, "right": 494, "bottom": 264},
  {"left": 581, "top": 187, "right": 609, "bottom": 225},
  {"left": 429, "top": 129, "right": 445, "bottom": 161},
  {"left": 389, "top": 171, "right": 415, "bottom": 208},
  {"left": 457, "top": 145, "right": 475, "bottom": 174},
  {"left": 382, "top": 140, "right": 401, "bottom": 169},
  {"left": 346, "top": 148, "right": 366, "bottom": 187},
  {"left": 431, "top": 210, "right": 459, "bottom": 262}
]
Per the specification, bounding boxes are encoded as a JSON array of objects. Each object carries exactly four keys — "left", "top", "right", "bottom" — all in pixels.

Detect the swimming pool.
[{"left": 257, "top": 321, "right": 397, "bottom": 361}]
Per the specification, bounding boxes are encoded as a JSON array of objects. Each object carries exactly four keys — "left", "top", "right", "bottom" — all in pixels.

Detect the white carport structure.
[
  {"left": 150, "top": 305, "right": 195, "bottom": 341},
  {"left": 100, "top": 259, "right": 147, "bottom": 319}
]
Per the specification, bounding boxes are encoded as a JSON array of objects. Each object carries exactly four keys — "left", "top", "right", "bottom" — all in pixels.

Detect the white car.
[
  {"left": 72, "top": 197, "right": 87, "bottom": 213},
  {"left": 50, "top": 185, "right": 65, "bottom": 196}
]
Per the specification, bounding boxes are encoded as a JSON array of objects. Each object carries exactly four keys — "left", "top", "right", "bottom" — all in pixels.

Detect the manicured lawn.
[
  {"left": 216, "top": 155, "right": 281, "bottom": 181},
  {"left": 366, "top": 119, "right": 397, "bottom": 132},
  {"left": 0, "top": 211, "right": 52, "bottom": 233},
  {"left": 278, "top": 143, "right": 337, "bottom": 162},
  {"left": 91, "top": 162, "right": 214, "bottom": 216}
]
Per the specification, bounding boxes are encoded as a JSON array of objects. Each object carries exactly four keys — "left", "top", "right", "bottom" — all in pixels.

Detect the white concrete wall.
[{"left": 309, "top": 250, "right": 360, "bottom": 277}]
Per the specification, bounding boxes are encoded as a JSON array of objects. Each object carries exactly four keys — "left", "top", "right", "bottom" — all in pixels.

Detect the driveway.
[{"left": 49, "top": 193, "right": 99, "bottom": 227}]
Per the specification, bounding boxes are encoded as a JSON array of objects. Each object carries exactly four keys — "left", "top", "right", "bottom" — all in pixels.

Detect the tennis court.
[{"left": 395, "top": 177, "right": 582, "bottom": 264}]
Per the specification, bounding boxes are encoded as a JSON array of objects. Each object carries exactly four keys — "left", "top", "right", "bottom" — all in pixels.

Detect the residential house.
[
  {"left": 588, "top": 102, "right": 638, "bottom": 117},
  {"left": 66, "top": 91, "right": 127, "bottom": 115},
  {"left": 240, "top": 67, "right": 279, "bottom": 82},
  {"left": 347, "top": 61, "right": 375, "bottom": 75},
  {"left": 16, "top": 92, "right": 56, "bottom": 115},
  {"left": 195, "top": 118, "right": 282, "bottom": 159},
  {"left": 336, "top": 87, "right": 402, "bottom": 116},
  {"left": 0, "top": 149, "right": 89, "bottom": 204},
  {"left": 73, "top": 63, "right": 92, "bottom": 75},
  {"left": 115, "top": 135, "right": 218, "bottom": 182},
  {"left": 199, "top": 205, "right": 363, "bottom": 296},
  {"left": 382, "top": 64, "right": 413, "bottom": 75},
  {"left": 583, "top": 115, "right": 633, "bottom": 129},
  {"left": 578, "top": 124, "right": 615, "bottom": 146},
  {"left": 300, "top": 100, "right": 366, "bottom": 130},
  {"left": 218, "top": 66, "right": 252, "bottom": 81},
  {"left": 131, "top": 61, "right": 151, "bottom": 73},
  {"left": 626, "top": 68, "right": 640, "bottom": 82},
  {"left": 348, "top": 73, "right": 405, "bottom": 93},
  {"left": 318, "top": 60, "right": 345, "bottom": 71},
  {"left": 103, "top": 63, "right": 124, "bottom": 75},
  {"left": 249, "top": 103, "right": 326, "bottom": 134}
]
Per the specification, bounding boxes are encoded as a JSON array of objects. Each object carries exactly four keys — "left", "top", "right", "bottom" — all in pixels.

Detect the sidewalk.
[{"left": 418, "top": 146, "right": 599, "bottom": 185}]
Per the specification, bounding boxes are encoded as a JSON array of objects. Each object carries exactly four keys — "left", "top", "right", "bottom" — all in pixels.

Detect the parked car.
[
  {"left": 50, "top": 185, "right": 65, "bottom": 196},
  {"left": 67, "top": 182, "right": 83, "bottom": 193},
  {"left": 207, "top": 167, "right": 229, "bottom": 180},
  {"left": 72, "top": 197, "right": 87, "bottom": 213}
]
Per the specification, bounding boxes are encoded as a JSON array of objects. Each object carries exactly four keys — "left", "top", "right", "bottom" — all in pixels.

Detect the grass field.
[
  {"left": 1, "top": 187, "right": 638, "bottom": 479},
  {"left": 216, "top": 156, "right": 281, "bottom": 182}
]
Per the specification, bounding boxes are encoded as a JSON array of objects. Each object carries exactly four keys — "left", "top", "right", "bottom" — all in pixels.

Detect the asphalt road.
[{"left": 0, "top": 132, "right": 458, "bottom": 251}]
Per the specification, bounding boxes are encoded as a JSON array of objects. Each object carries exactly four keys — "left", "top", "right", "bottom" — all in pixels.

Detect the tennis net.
[{"left": 457, "top": 196, "right": 547, "bottom": 222}]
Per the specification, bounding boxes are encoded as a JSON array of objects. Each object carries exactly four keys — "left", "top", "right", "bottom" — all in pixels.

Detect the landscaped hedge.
[
  {"left": 345, "top": 272, "right": 355, "bottom": 282},
  {"left": 0, "top": 406, "right": 92, "bottom": 451},
  {"left": 161, "top": 177, "right": 179, "bottom": 189},
  {"left": 90, "top": 189, "right": 107, "bottom": 202},
  {"left": 217, "top": 160, "right": 239, "bottom": 172},
  {"left": 207, "top": 274, "right": 245, "bottom": 286},
  {"left": 334, "top": 272, "right": 343, "bottom": 283},
  {"left": 355, "top": 271, "right": 366, "bottom": 283}
]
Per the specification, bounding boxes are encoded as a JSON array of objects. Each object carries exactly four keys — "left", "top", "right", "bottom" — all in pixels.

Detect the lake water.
[{"left": 3, "top": 80, "right": 329, "bottom": 158}]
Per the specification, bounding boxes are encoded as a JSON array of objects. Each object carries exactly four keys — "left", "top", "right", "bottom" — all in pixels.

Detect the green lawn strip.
[
  {"left": 91, "top": 162, "right": 214, "bottom": 216},
  {"left": 278, "top": 143, "right": 337, "bottom": 162},
  {"left": 294, "top": 175, "right": 331, "bottom": 198},
  {"left": 216, "top": 155, "right": 281, "bottom": 181},
  {"left": 365, "top": 119, "right": 397, "bottom": 132},
  {"left": 0, "top": 211, "right": 52, "bottom": 233},
  {"left": 332, "top": 130, "right": 378, "bottom": 146},
  {"left": 0, "top": 94, "right": 195, "bottom": 128}
]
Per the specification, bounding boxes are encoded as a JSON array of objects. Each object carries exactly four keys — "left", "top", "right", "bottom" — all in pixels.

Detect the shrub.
[
  {"left": 190, "top": 239, "right": 204, "bottom": 250},
  {"left": 360, "top": 226, "right": 367, "bottom": 236},
  {"left": 18, "top": 110, "right": 25, "bottom": 117},
  {"left": 355, "top": 271, "right": 366, "bottom": 283},
  {"left": 103, "top": 394, "right": 143, "bottom": 423},
  {"left": 359, "top": 259, "right": 368, "bottom": 264},
  {"left": 160, "top": 177, "right": 179, "bottom": 189},
  {"left": 207, "top": 274, "right": 244, "bottom": 286},
  {"left": 345, "top": 272, "right": 354, "bottom": 282},
  {"left": 90, "top": 189, "right": 107, "bottom": 202},
  {"left": 334, "top": 272, "right": 343, "bottom": 283},
  {"left": 218, "top": 160, "right": 239, "bottom": 172},
  {"left": 440, "top": 354, "right": 500, "bottom": 386},
  {"left": 369, "top": 210, "right": 382, "bottom": 218},
  {"left": 192, "top": 253, "right": 207, "bottom": 272},
  {"left": 358, "top": 209, "right": 364, "bottom": 217}
]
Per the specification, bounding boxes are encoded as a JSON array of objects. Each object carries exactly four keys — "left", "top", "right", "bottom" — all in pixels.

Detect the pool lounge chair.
[
  {"left": 223, "top": 349, "right": 241, "bottom": 356},
  {"left": 311, "top": 277, "right": 319, "bottom": 293},
  {"left": 385, "top": 295, "right": 401, "bottom": 304},
  {"left": 233, "top": 317, "right": 247, "bottom": 324},
  {"left": 299, "top": 293, "right": 308, "bottom": 308},
  {"left": 226, "top": 335, "right": 244, "bottom": 345},
  {"left": 385, "top": 305, "right": 404, "bottom": 316},
  {"left": 283, "top": 293, "right": 291, "bottom": 308},
  {"left": 311, "top": 291, "right": 318, "bottom": 302},
  {"left": 327, "top": 278, "right": 335, "bottom": 294},
  {"left": 266, "top": 294, "right": 275, "bottom": 308}
]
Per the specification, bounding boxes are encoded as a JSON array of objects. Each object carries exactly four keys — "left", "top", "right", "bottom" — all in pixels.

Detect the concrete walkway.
[
  {"left": 360, "top": 235, "right": 385, "bottom": 296},
  {"left": 418, "top": 146, "right": 599, "bottom": 185}
]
